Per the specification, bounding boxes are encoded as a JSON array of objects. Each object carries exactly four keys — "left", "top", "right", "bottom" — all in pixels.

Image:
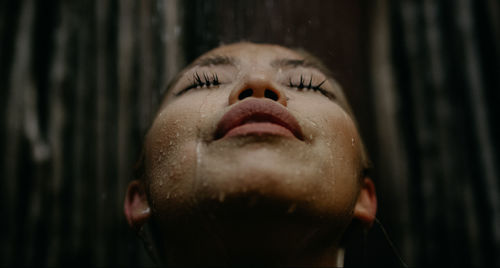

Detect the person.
[{"left": 124, "top": 42, "right": 377, "bottom": 267}]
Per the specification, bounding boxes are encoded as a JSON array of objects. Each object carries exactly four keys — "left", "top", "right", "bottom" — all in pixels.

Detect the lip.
[{"left": 214, "top": 99, "right": 304, "bottom": 140}]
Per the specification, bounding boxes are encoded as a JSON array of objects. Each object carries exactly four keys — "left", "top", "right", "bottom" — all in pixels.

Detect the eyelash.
[
  {"left": 176, "top": 72, "right": 220, "bottom": 96},
  {"left": 288, "top": 75, "right": 334, "bottom": 99},
  {"left": 288, "top": 75, "right": 325, "bottom": 91},
  {"left": 176, "top": 73, "right": 334, "bottom": 100}
]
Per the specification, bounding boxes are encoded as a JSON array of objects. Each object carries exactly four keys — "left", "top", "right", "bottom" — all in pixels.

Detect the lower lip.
[{"left": 223, "top": 122, "right": 295, "bottom": 139}]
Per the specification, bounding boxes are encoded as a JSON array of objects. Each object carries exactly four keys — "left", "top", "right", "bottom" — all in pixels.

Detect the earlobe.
[
  {"left": 353, "top": 178, "right": 377, "bottom": 228},
  {"left": 124, "top": 180, "right": 151, "bottom": 230}
]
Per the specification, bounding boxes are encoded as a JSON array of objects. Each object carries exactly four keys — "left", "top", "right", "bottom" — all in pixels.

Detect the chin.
[
  {"left": 149, "top": 136, "right": 358, "bottom": 231},
  {"left": 149, "top": 165, "right": 353, "bottom": 267},
  {"left": 195, "top": 151, "right": 311, "bottom": 199}
]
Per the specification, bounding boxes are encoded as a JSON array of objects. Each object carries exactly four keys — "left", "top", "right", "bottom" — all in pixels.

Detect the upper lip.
[{"left": 214, "top": 99, "right": 304, "bottom": 140}]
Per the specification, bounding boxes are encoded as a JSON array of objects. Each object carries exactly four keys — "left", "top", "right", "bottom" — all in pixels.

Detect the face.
[{"left": 143, "top": 43, "right": 366, "bottom": 228}]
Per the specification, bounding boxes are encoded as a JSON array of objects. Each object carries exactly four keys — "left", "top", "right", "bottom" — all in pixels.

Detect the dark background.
[{"left": 1, "top": 0, "right": 499, "bottom": 266}]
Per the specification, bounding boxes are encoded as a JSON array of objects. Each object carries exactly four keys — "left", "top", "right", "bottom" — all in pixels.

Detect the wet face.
[{"left": 144, "top": 43, "right": 365, "bottom": 228}]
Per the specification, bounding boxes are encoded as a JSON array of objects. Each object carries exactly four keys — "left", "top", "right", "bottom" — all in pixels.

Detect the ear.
[
  {"left": 124, "top": 180, "right": 151, "bottom": 230},
  {"left": 353, "top": 177, "right": 377, "bottom": 228}
]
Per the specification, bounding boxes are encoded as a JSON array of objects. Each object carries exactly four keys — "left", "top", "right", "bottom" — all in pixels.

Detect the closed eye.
[
  {"left": 288, "top": 75, "right": 335, "bottom": 100},
  {"left": 175, "top": 72, "right": 221, "bottom": 96}
]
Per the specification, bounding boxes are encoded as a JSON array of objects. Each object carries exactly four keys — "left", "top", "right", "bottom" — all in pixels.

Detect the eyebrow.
[
  {"left": 193, "top": 56, "right": 327, "bottom": 74},
  {"left": 271, "top": 58, "right": 331, "bottom": 77},
  {"left": 192, "top": 55, "right": 236, "bottom": 67},
  {"left": 270, "top": 58, "right": 325, "bottom": 71}
]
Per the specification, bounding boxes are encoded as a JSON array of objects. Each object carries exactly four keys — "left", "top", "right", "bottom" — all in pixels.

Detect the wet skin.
[{"left": 125, "top": 43, "right": 376, "bottom": 266}]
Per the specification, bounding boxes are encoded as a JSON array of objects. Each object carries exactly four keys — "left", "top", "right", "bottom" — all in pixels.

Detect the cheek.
[
  {"left": 143, "top": 91, "right": 228, "bottom": 210},
  {"left": 290, "top": 96, "right": 363, "bottom": 178},
  {"left": 323, "top": 109, "right": 363, "bottom": 210},
  {"left": 144, "top": 98, "right": 207, "bottom": 206},
  {"left": 326, "top": 110, "right": 362, "bottom": 171},
  {"left": 294, "top": 100, "right": 363, "bottom": 216}
]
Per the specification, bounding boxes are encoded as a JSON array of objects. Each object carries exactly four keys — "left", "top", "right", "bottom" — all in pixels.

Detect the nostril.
[
  {"left": 238, "top": 88, "right": 253, "bottom": 100},
  {"left": 264, "top": 89, "right": 279, "bottom": 101}
]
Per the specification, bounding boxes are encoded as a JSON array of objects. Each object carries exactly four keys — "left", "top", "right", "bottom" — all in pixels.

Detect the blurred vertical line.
[
  {"left": 421, "top": 1, "right": 479, "bottom": 265},
  {"left": 486, "top": 0, "right": 500, "bottom": 52},
  {"left": 370, "top": 0, "right": 413, "bottom": 266},
  {"left": 421, "top": 0, "right": 457, "bottom": 265},
  {"left": 138, "top": 0, "right": 153, "bottom": 133},
  {"left": 463, "top": 172, "right": 483, "bottom": 266},
  {"left": 23, "top": 78, "right": 47, "bottom": 265},
  {"left": 24, "top": 12, "right": 53, "bottom": 262},
  {"left": 399, "top": 1, "right": 440, "bottom": 264},
  {"left": 455, "top": 0, "right": 500, "bottom": 265},
  {"left": 45, "top": 1, "right": 69, "bottom": 265},
  {"left": 95, "top": 0, "right": 109, "bottom": 265},
  {"left": 117, "top": 0, "right": 134, "bottom": 265},
  {"left": 164, "top": 0, "right": 184, "bottom": 90},
  {"left": 0, "top": 1, "right": 4, "bottom": 54},
  {"left": 3, "top": 0, "right": 33, "bottom": 265},
  {"left": 71, "top": 11, "right": 86, "bottom": 262}
]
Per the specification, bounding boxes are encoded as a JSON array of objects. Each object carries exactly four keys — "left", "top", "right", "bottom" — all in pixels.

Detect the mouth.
[{"left": 214, "top": 99, "right": 304, "bottom": 140}]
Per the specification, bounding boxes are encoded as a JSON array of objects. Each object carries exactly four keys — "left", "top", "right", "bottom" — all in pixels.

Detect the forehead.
[{"left": 199, "top": 43, "right": 302, "bottom": 63}]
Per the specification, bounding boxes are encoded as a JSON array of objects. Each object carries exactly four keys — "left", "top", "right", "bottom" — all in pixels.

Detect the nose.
[{"left": 228, "top": 76, "right": 287, "bottom": 106}]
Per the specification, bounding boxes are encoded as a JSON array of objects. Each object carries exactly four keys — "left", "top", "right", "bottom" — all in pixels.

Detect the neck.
[
  {"left": 150, "top": 201, "right": 347, "bottom": 266},
  {"left": 159, "top": 228, "right": 345, "bottom": 266}
]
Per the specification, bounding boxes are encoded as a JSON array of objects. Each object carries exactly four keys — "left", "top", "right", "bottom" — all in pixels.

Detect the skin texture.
[{"left": 124, "top": 43, "right": 377, "bottom": 266}]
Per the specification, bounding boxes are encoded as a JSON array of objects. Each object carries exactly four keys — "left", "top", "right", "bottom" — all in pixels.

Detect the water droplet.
[{"left": 351, "top": 138, "right": 355, "bottom": 147}]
